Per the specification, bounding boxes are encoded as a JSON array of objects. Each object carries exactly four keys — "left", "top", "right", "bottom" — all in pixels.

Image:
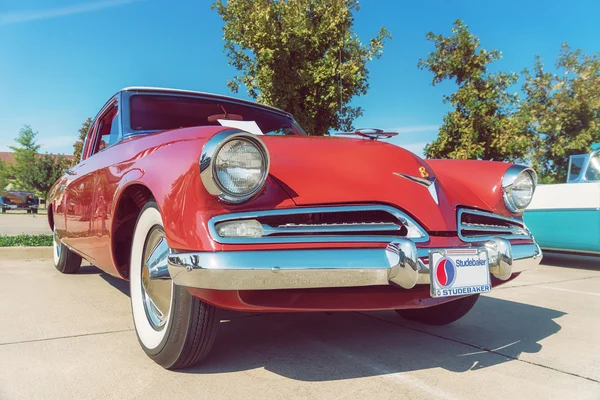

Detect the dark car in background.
[{"left": 0, "top": 191, "right": 40, "bottom": 213}]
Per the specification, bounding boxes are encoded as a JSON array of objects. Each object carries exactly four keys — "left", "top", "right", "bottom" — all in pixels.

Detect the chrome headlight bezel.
[
  {"left": 502, "top": 165, "right": 537, "bottom": 213},
  {"left": 199, "top": 130, "right": 270, "bottom": 203}
]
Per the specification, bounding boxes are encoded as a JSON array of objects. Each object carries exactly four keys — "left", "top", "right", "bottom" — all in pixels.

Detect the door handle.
[{"left": 63, "top": 169, "right": 76, "bottom": 176}]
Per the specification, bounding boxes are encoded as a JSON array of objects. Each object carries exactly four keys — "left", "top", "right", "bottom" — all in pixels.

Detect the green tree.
[
  {"left": 520, "top": 44, "right": 600, "bottom": 183},
  {"left": 0, "top": 160, "right": 8, "bottom": 191},
  {"left": 9, "top": 125, "right": 70, "bottom": 197},
  {"left": 9, "top": 125, "right": 41, "bottom": 190},
  {"left": 212, "top": 0, "right": 391, "bottom": 135},
  {"left": 420, "top": 20, "right": 531, "bottom": 161},
  {"left": 32, "top": 153, "right": 71, "bottom": 197},
  {"left": 73, "top": 117, "right": 92, "bottom": 162}
]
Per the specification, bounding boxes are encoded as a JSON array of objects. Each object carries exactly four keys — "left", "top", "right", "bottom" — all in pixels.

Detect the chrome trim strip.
[
  {"left": 512, "top": 243, "right": 543, "bottom": 273},
  {"left": 262, "top": 222, "right": 402, "bottom": 236},
  {"left": 166, "top": 242, "right": 541, "bottom": 291},
  {"left": 458, "top": 208, "right": 532, "bottom": 242},
  {"left": 459, "top": 224, "right": 517, "bottom": 233},
  {"left": 209, "top": 205, "right": 430, "bottom": 244},
  {"left": 393, "top": 172, "right": 432, "bottom": 187},
  {"left": 168, "top": 239, "right": 419, "bottom": 290}
]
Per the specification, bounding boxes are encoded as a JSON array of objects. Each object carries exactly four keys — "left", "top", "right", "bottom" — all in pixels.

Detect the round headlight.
[
  {"left": 200, "top": 131, "right": 269, "bottom": 203},
  {"left": 502, "top": 166, "right": 537, "bottom": 213}
]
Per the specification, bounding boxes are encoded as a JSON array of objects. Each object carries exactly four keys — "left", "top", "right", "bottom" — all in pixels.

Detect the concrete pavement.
[
  {"left": 0, "top": 248, "right": 599, "bottom": 400},
  {"left": 0, "top": 213, "right": 50, "bottom": 236}
]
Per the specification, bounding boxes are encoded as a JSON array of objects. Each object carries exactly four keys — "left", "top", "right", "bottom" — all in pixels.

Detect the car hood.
[{"left": 261, "top": 136, "right": 497, "bottom": 232}]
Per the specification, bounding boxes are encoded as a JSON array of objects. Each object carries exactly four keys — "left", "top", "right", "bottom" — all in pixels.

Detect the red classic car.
[{"left": 48, "top": 87, "right": 542, "bottom": 369}]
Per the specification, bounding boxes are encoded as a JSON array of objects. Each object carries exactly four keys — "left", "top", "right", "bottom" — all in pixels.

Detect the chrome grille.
[
  {"left": 209, "top": 205, "right": 429, "bottom": 244},
  {"left": 458, "top": 209, "right": 532, "bottom": 242}
]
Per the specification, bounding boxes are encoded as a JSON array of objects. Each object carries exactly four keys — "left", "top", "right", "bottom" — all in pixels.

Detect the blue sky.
[{"left": 1, "top": 0, "right": 599, "bottom": 156}]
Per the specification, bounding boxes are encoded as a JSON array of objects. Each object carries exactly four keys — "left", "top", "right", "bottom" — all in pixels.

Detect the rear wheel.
[
  {"left": 130, "top": 201, "right": 219, "bottom": 369},
  {"left": 396, "top": 294, "right": 480, "bottom": 325},
  {"left": 53, "top": 228, "right": 82, "bottom": 274}
]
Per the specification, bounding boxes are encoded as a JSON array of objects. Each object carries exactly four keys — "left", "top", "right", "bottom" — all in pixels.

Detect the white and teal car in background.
[{"left": 524, "top": 143, "right": 600, "bottom": 255}]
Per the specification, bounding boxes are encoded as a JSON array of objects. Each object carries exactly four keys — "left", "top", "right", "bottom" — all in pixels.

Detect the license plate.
[{"left": 430, "top": 248, "right": 491, "bottom": 298}]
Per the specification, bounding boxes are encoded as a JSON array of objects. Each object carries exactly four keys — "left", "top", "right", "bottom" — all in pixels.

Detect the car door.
[{"left": 62, "top": 99, "right": 119, "bottom": 261}]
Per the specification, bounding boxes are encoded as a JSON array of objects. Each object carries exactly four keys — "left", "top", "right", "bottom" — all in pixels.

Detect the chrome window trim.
[
  {"left": 208, "top": 205, "right": 430, "bottom": 244},
  {"left": 582, "top": 150, "right": 600, "bottom": 182},
  {"left": 81, "top": 94, "right": 119, "bottom": 162},
  {"left": 567, "top": 154, "right": 587, "bottom": 183},
  {"left": 457, "top": 208, "right": 532, "bottom": 242},
  {"left": 85, "top": 96, "right": 122, "bottom": 159},
  {"left": 565, "top": 151, "right": 600, "bottom": 183},
  {"left": 120, "top": 90, "right": 296, "bottom": 139}
]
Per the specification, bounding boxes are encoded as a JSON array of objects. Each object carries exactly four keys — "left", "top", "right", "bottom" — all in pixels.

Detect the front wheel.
[
  {"left": 396, "top": 294, "right": 480, "bottom": 325},
  {"left": 130, "top": 201, "right": 219, "bottom": 369}
]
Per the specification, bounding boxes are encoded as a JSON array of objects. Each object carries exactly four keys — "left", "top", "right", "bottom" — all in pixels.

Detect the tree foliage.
[
  {"left": 520, "top": 44, "right": 600, "bottom": 182},
  {"left": 0, "top": 160, "right": 8, "bottom": 191},
  {"left": 212, "top": 0, "right": 391, "bottom": 135},
  {"left": 73, "top": 117, "right": 92, "bottom": 162},
  {"left": 419, "top": 20, "right": 531, "bottom": 161},
  {"left": 9, "top": 125, "right": 41, "bottom": 190},
  {"left": 10, "top": 125, "right": 70, "bottom": 197},
  {"left": 33, "top": 153, "right": 71, "bottom": 197}
]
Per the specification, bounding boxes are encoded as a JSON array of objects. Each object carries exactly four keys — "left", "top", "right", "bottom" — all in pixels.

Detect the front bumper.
[{"left": 163, "top": 239, "right": 542, "bottom": 291}]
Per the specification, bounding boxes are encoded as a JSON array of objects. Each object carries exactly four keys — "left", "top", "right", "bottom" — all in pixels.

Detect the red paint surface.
[{"left": 187, "top": 275, "right": 516, "bottom": 312}]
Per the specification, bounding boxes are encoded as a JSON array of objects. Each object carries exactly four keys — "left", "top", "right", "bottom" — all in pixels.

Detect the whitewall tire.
[{"left": 130, "top": 201, "right": 219, "bottom": 369}]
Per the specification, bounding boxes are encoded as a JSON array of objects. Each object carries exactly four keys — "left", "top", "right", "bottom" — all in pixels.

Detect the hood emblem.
[{"left": 393, "top": 171, "right": 439, "bottom": 205}]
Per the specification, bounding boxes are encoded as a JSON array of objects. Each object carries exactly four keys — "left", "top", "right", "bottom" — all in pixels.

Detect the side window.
[
  {"left": 92, "top": 104, "right": 120, "bottom": 155},
  {"left": 567, "top": 155, "right": 586, "bottom": 182},
  {"left": 585, "top": 153, "right": 600, "bottom": 181}
]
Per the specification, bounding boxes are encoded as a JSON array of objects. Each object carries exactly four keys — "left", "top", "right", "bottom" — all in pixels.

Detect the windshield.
[
  {"left": 585, "top": 152, "right": 600, "bottom": 181},
  {"left": 129, "top": 94, "right": 307, "bottom": 136}
]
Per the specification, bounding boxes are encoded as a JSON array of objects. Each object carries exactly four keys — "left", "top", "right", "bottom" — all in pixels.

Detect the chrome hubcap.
[{"left": 141, "top": 228, "right": 173, "bottom": 331}]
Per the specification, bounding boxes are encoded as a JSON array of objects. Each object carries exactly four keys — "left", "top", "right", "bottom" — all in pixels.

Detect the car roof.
[{"left": 119, "top": 86, "right": 291, "bottom": 117}]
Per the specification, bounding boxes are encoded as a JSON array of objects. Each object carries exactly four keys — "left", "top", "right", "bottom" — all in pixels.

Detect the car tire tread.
[
  {"left": 54, "top": 240, "right": 82, "bottom": 274},
  {"left": 130, "top": 201, "right": 219, "bottom": 370}
]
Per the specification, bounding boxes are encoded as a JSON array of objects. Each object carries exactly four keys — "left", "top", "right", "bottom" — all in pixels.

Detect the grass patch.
[{"left": 0, "top": 234, "right": 53, "bottom": 247}]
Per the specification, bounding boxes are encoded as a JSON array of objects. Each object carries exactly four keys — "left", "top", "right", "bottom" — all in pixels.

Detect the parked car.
[
  {"left": 524, "top": 143, "right": 600, "bottom": 254},
  {"left": 48, "top": 87, "right": 543, "bottom": 369},
  {"left": 0, "top": 191, "right": 39, "bottom": 213}
]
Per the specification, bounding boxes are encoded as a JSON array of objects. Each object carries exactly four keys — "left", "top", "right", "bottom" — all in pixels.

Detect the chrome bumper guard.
[{"left": 163, "top": 238, "right": 542, "bottom": 291}]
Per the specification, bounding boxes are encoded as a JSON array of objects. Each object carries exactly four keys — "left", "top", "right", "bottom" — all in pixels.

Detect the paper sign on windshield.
[{"left": 217, "top": 120, "right": 264, "bottom": 136}]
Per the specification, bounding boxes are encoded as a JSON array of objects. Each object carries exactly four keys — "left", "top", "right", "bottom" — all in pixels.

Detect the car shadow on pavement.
[
  {"left": 78, "top": 265, "right": 132, "bottom": 297},
  {"left": 541, "top": 252, "right": 600, "bottom": 271},
  {"left": 182, "top": 297, "right": 564, "bottom": 381},
  {"left": 91, "top": 264, "right": 565, "bottom": 381}
]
